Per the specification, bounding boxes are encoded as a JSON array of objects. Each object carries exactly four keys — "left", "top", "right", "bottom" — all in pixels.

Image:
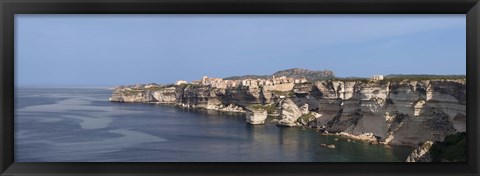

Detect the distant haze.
[{"left": 15, "top": 14, "right": 466, "bottom": 88}]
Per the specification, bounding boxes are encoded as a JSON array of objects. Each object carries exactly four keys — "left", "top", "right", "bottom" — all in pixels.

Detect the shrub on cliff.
[
  {"left": 429, "top": 132, "right": 466, "bottom": 162},
  {"left": 384, "top": 74, "right": 466, "bottom": 82},
  {"left": 331, "top": 77, "right": 370, "bottom": 83},
  {"left": 121, "top": 90, "right": 143, "bottom": 96},
  {"left": 299, "top": 112, "right": 315, "bottom": 121},
  {"left": 146, "top": 86, "right": 165, "bottom": 91},
  {"left": 264, "top": 104, "right": 277, "bottom": 114},
  {"left": 224, "top": 68, "right": 336, "bottom": 81},
  {"left": 248, "top": 104, "right": 265, "bottom": 111},
  {"left": 272, "top": 90, "right": 294, "bottom": 97}
]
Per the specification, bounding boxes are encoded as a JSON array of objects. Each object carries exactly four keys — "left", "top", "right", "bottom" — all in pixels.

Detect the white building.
[
  {"left": 145, "top": 84, "right": 157, "bottom": 89},
  {"left": 175, "top": 80, "right": 188, "bottom": 85},
  {"left": 202, "top": 76, "right": 209, "bottom": 85},
  {"left": 371, "top": 75, "right": 384, "bottom": 81},
  {"left": 294, "top": 78, "right": 308, "bottom": 84}
]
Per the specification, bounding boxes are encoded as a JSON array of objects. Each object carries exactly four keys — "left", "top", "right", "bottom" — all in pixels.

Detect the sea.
[{"left": 15, "top": 88, "right": 413, "bottom": 162}]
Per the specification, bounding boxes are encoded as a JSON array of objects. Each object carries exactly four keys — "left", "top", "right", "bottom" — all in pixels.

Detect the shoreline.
[{"left": 110, "top": 100, "right": 415, "bottom": 147}]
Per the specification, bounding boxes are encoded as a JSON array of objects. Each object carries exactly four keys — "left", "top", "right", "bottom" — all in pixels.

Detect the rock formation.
[
  {"left": 277, "top": 98, "right": 303, "bottom": 126},
  {"left": 245, "top": 106, "right": 268, "bottom": 125},
  {"left": 110, "top": 78, "right": 466, "bottom": 148},
  {"left": 405, "top": 141, "right": 433, "bottom": 162}
]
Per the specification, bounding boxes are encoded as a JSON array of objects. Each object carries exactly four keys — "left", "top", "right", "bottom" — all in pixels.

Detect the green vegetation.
[
  {"left": 332, "top": 77, "right": 370, "bottom": 84},
  {"left": 385, "top": 98, "right": 394, "bottom": 105},
  {"left": 264, "top": 103, "right": 277, "bottom": 114},
  {"left": 299, "top": 81, "right": 313, "bottom": 85},
  {"left": 328, "top": 75, "right": 465, "bottom": 85},
  {"left": 121, "top": 90, "right": 143, "bottom": 96},
  {"left": 297, "top": 112, "right": 317, "bottom": 125},
  {"left": 177, "top": 83, "right": 190, "bottom": 89},
  {"left": 384, "top": 74, "right": 465, "bottom": 82},
  {"left": 378, "top": 79, "right": 389, "bottom": 85},
  {"left": 429, "top": 132, "right": 466, "bottom": 162},
  {"left": 146, "top": 86, "right": 165, "bottom": 91},
  {"left": 271, "top": 90, "right": 294, "bottom": 97},
  {"left": 224, "top": 68, "right": 335, "bottom": 81},
  {"left": 273, "top": 68, "right": 335, "bottom": 81},
  {"left": 182, "top": 83, "right": 208, "bottom": 90},
  {"left": 248, "top": 104, "right": 265, "bottom": 111},
  {"left": 299, "top": 112, "right": 316, "bottom": 121},
  {"left": 289, "top": 91, "right": 294, "bottom": 96},
  {"left": 393, "top": 112, "right": 408, "bottom": 124}
]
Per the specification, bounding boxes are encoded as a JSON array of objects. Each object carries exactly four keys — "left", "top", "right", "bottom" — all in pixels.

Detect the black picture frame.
[{"left": 1, "top": 0, "right": 479, "bottom": 175}]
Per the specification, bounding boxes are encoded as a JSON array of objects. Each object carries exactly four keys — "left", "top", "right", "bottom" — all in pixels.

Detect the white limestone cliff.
[
  {"left": 276, "top": 98, "right": 303, "bottom": 127},
  {"left": 245, "top": 108, "right": 268, "bottom": 125},
  {"left": 109, "top": 79, "right": 466, "bottom": 147}
]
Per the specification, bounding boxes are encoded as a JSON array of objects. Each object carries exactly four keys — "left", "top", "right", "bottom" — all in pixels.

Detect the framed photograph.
[{"left": 1, "top": 0, "right": 479, "bottom": 175}]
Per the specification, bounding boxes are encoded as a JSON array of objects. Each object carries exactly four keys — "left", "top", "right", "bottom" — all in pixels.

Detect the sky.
[{"left": 15, "top": 14, "right": 466, "bottom": 87}]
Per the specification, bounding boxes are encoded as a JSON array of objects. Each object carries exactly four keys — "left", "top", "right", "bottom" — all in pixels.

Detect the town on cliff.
[{"left": 109, "top": 68, "right": 467, "bottom": 162}]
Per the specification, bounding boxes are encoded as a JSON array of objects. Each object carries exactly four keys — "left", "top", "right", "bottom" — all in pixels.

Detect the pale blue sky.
[{"left": 15, "top": 14, "right": 466, "bottom": 87}]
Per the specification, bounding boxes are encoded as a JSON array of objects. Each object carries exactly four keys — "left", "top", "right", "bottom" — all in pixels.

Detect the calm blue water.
[{"left": 15, "top": 88, "right": 413, "bottom": 162}]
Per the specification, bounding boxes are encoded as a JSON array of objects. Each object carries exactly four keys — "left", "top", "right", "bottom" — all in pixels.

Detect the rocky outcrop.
[
  {"left": 245, "top": 107, "right": 268, "bottom": 125},
  {"left": 110, "top": 78, "right": 466, "bottom": 148},
  {"left": 336, "top": 132, "right": 378, "bottom": 143},
  {"left": 320, "top": 144, "right": 336, "bottom": 149},
  {"left": 405, "top": 141, "right": 433, "bottom": 162},
  {"left": 276, "top": 98, "right": 303, "bottom": 126},
  {"left": 207, "top": 102, "right": 245, "bottom": 112}
]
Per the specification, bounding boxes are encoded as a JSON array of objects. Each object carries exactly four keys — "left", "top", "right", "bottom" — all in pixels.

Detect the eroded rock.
[{"left": 277, "top": 98, "right": 303, "bottom": 126}]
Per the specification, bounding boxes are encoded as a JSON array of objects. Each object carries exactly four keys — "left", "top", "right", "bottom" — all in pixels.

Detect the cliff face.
[
  {"left": 110, "top": 79, "right": 466, "bottom": 147},
  {"left": 405, "top": 141, "right": 434, "bottom": 162},
  {"left": 312, "top": 80, "right": 466, "bottom": 146}
]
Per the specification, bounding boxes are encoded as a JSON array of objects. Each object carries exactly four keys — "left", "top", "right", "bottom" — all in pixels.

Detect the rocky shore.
[{"left": 110, "top": 78, "right": 466, "bottom": 161}]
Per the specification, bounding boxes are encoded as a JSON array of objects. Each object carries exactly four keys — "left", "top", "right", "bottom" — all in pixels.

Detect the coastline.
[
  {"left": 110, "top": 100, "right": 406, "bottom": 147},
  {"left": 108, "top": 77, "right": 466, "bottom": 161}
]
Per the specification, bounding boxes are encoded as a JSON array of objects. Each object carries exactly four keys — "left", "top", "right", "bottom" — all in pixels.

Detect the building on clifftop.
[
  {"left": 175, "top": 80, "right": 188, "bottom": 85},
  {"left": 370, "top": 75, "right": 384, "bottom": 81}
]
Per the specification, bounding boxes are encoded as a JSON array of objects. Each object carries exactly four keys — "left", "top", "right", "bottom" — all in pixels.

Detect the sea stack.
[{"left": 245, "top": 105, "right": 268, "bottom": 125}]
